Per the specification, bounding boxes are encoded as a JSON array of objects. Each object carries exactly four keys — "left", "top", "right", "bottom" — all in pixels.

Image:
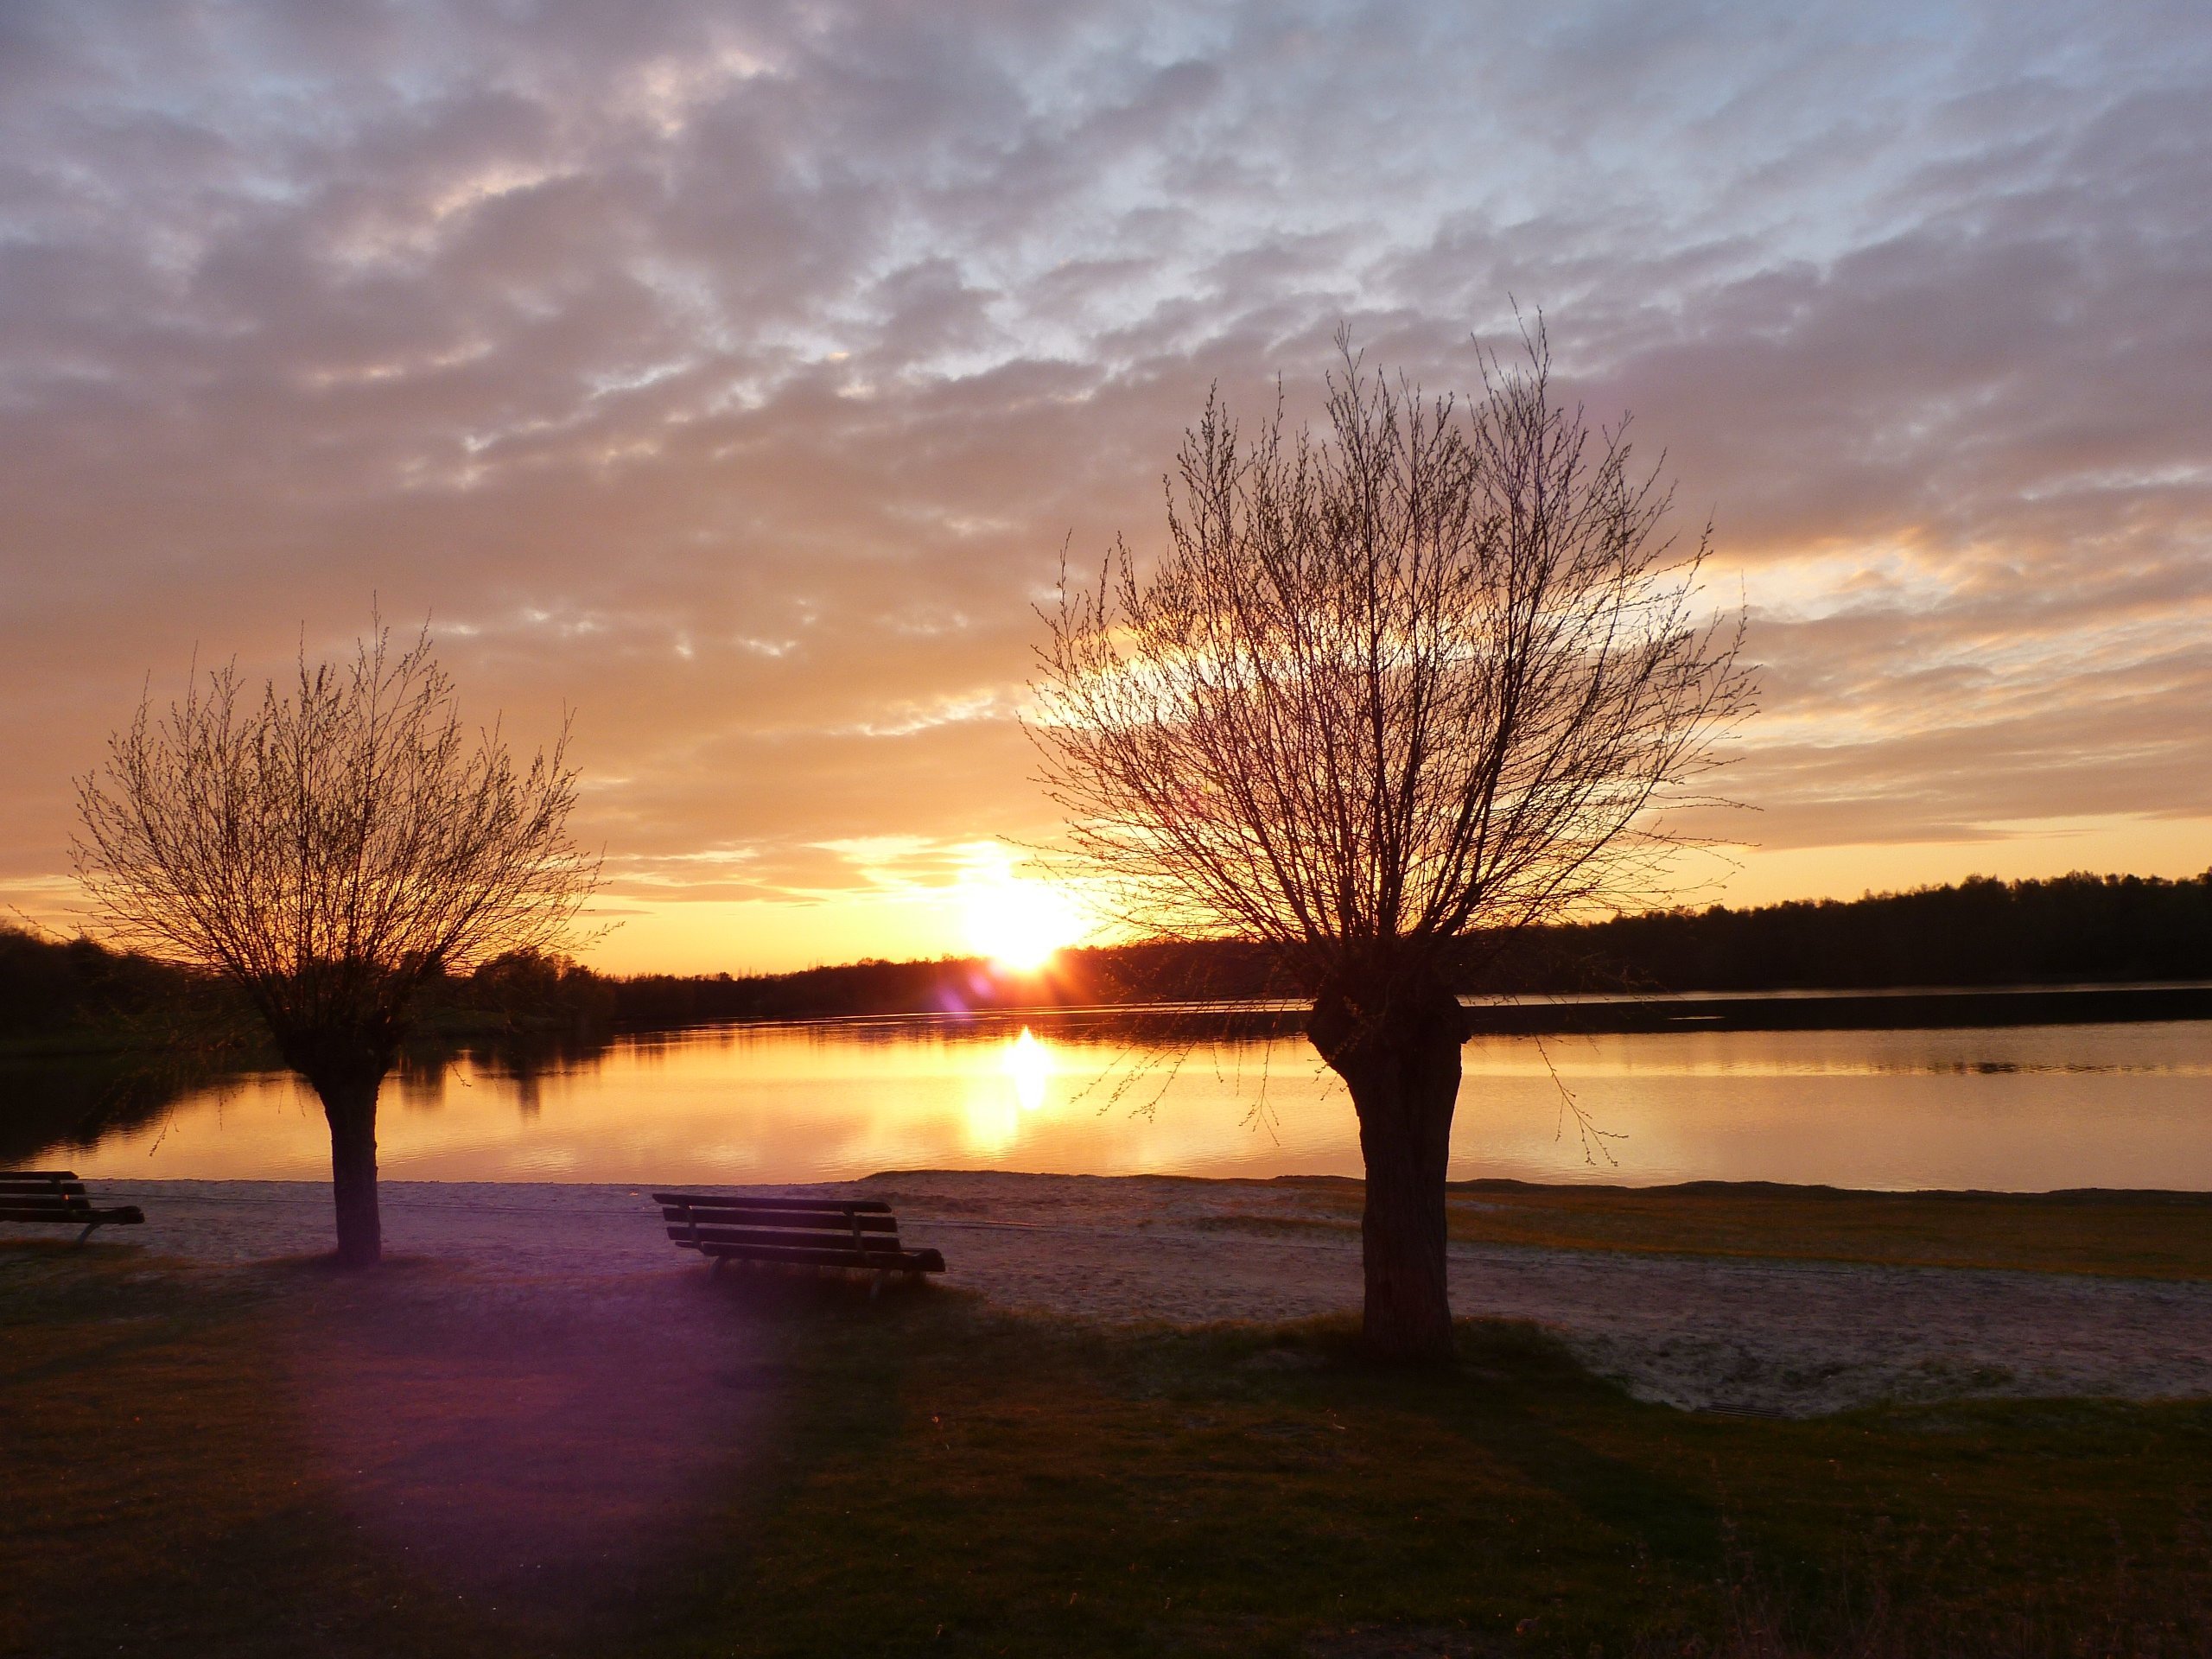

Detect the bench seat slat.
[
  {"left": 0, "top": 1179, "right": 88, "bottom": 1197},
  {"left": 693, "top": 1239, "right": 946, "bottom": 1273},
  {"left": 654, "top": 1211, "right": 898, "bottom": 1221},
  {"left": 667, "top": 1230, "right": 907, "bottom": 1255},
  {"left": 669, "top": 1224, "right": 911, "bottom": 1253}
]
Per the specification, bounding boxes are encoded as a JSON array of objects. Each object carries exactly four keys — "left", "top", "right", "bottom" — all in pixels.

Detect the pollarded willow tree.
[
  {"left": 1031, "top": 327, "right": 1752, "bottom": 1361},
  {"left": 75, "top": 624, "right": 598, "bottom": 1266}
]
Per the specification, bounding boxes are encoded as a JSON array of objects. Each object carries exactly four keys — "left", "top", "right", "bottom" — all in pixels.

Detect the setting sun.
[{"left": 960, "top": 868, "right": 1088, "bottom": 972}]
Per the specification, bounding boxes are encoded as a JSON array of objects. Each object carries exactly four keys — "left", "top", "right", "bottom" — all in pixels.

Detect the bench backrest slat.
[
  {"left": 675, "top": 1224, "right": 909, "bottom": 1252},
  {"left": 658, "top": 1204, "right": 898, "bottom": 1233},
  {"left": 649, "top": 1192, "right": 892, "bottom": 1214}
]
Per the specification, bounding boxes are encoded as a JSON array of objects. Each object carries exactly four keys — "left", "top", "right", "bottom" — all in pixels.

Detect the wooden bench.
[
  {"left": 0, "top": 1172, "right": 145, "bottom": 1243},
  {"left": 653, "top": 1192, "right": 945, "bottom": 1288}
]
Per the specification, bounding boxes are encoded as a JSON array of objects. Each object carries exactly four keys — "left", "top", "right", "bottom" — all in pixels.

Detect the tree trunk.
[
  {"left": 1309, "top": 971, "right": 1469, "bottom": 1363},
  {"left": 318, "top": 1074, "right": 384, "bottom": 1268}
]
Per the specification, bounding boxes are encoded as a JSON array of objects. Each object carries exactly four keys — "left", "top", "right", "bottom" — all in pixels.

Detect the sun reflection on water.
[
  {"left": 962, "top": 1026, "right": 1055, "bottom": 1152},
  {"left": 1003, "top": 1027, "right": 1052, "bottom": 1115}
]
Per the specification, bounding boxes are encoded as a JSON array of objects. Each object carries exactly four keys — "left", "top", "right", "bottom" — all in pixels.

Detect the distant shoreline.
[
  {"left": 603, "top": 978, "right": 2212, "bottom": 1039},
  {"left": 1454, "top": 979, "right": 2212, "bottom": 1034},
  {"left": 12, "top": 976, "right": 2209, "bottom": 1063}
]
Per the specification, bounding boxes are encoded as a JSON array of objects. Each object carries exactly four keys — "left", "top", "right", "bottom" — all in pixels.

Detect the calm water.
[{"left": 50, "top": 1014, "right": 2212, "bottom": 1192}]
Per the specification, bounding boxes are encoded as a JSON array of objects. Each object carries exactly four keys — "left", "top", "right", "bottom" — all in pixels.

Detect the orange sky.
[{"left": 2, "top": 1, "right": 2208, "bottom": 976}]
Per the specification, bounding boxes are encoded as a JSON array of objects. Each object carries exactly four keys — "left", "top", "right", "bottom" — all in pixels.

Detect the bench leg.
[
  {"left": 871, "top": 1270, "right": 889, "bottom": 1300},
  {"left": 74, "top": 1221, "right": 99, "bottom": 1246},
  {"left": 710, "top": 1255, "right": 727, "bottom": 1275}
]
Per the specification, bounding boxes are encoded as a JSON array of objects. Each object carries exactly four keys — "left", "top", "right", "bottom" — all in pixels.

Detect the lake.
[{"left": 39, "top": 1012, "right": 2212, "bottom": 1192}]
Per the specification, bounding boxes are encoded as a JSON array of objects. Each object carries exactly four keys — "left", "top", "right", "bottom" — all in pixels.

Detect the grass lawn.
[{"left": 3, "top": 1239, "right": 2208, "bottom": 1659}]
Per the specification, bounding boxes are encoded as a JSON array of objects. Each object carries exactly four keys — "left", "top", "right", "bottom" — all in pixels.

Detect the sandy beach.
[{"left": 35, "top": 1170, "right": 2212, "bottom": 1420}]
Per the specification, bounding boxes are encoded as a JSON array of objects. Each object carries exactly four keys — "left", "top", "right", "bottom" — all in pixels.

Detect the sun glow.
[{"left": 959, "top": 863, "right": 1088, "bottom": 972}]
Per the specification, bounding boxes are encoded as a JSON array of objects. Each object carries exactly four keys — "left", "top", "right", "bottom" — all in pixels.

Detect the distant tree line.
[
  {"left": 0, "top": 926, "right": 207, "bottom": 1044},
  {"left": 0, "top": 925, "right": 610, "bottom": 1052},
  {"left": 1470, "top": 871, "right": 2212, "bottom": 995},
  {"left": 8, "top": 871, "right": 2209, "bottom": 1046}
]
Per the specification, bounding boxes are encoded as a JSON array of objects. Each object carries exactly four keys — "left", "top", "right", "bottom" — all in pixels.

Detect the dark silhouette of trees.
[
  {"left": 1031, "top": 328, "right": 1751, "bottom": 1360},
  {"left": 73, "top": 624, "right": 597, "bottom": 1265},
  {"left": 0, "top": 922, "right": 204, "bottom": 1041},
  {"left": 1525, "top": 873, "right": 2212, "bottom": 993}
]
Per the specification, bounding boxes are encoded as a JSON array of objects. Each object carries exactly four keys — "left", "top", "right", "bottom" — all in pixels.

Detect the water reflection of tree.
[
  {"left": 3, "top": 1012, "right": 1299, "bottom": 1173},
  {"left": 1, "top": 1024, "right": 624, "bottom": 1169},
  {"left": 438, "top": 1026, "right": 618, "bottom": 1123},
  {"left": 0, "top": 1054, "right": 201, "bottom": 1168}
]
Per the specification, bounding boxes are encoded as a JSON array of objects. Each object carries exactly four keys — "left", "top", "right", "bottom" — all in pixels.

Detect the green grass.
[{"left": 3, "top": 1243, "right": 2209, "bottom": 1658}]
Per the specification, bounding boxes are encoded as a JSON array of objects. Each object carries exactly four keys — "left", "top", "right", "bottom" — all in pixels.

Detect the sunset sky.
[{"left": 3, "top": 0, "right": 2209, "bottom": 975}]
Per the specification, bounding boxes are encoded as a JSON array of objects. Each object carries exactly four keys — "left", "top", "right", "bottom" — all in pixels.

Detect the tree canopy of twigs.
[
  {"left": 1029, "top": 322, "right": 1751, "bottom": 1359},
  {"left": 73, "top": 620, "right": 597, "bottom": 1263},
  {"left": 1031, "top": 325, "right": 1751, "bottom": 994}
]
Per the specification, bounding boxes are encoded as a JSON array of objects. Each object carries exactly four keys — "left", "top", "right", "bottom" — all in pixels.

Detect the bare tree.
[
  {"left": 1030, "top": 326, "right": 1751, "bottom": 1360},
  {"left": 74, "top": 622, "right": 598, "bottom": 1266}
]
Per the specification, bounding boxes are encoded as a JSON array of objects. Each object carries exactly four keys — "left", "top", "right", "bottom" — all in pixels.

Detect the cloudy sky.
[{"left": 3, "top": 0, "right": 2209, "bottom": 973}]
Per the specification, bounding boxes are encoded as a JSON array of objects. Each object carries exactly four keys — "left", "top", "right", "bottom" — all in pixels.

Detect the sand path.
[{"left": 42, "top": 1171, "right": 2212, "bottom": 1418}]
